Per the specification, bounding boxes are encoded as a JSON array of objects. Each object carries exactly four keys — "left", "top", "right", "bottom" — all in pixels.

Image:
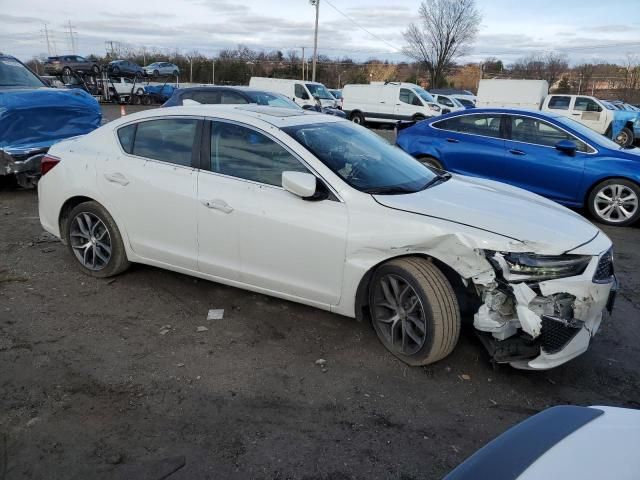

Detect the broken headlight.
[{"left": 496, "top": 253, "right": 591, "bottom": 281}]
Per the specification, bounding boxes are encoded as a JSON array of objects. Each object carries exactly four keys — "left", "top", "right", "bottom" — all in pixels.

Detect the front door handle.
[
  {"left": 571, "top": 113, "right": 581, "bottom": 116},
  {"left": 201, "top": 198, "right": 233, "bottom": 214},
  {"left": 509, "top": 149, "right": 526, "bottom": 156},
  {"left": 103, "top": 172, "right": 129, "bottom": 186},
  {"left": 446, "top": 138, "right": 459, "bottom": 143}
]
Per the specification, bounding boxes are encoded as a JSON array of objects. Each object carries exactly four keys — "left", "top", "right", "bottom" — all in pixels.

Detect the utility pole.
[
  {"left": 66, "top": 20, "right": 77, "bottom": 54},
  {"left": 42, "top": 23, "right": 52, "bottom": 56},
  {"left": 301, "top": 47, "right": 305, "bottom": 81},
  {"left": 310, "top": 0, "right": 319, "bottom": 82}
]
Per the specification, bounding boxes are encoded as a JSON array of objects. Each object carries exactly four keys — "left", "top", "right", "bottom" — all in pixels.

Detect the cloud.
[{"left": 584, "top": 24, "right": 636, "bottom": 33}]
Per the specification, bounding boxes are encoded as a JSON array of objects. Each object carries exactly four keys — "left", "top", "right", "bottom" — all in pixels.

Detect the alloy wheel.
[
  {"left": 371, "top": 274, "right": 427, "bottom": 355},
  {"left": 615, "top": 130, "right": 630, "bottom": 146},
  {"left": 69, "top": 212, "right": 112, "bottom": 271},
  {"left": 594, "top": 184, "right": 639, "bottom": 223}
]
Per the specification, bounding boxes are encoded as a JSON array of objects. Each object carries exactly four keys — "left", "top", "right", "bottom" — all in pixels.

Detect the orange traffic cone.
[{"left": 120, "top": 104, "right": 126, "bottom": 116}]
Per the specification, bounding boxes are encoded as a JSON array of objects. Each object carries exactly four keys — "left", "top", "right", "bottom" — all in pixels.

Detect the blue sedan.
[{"left": 396, "top": 108, "right": 640, "bottom": 226}]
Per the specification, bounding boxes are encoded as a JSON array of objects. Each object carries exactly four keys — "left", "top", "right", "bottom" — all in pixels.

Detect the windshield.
[
  {"left": 601, "top": 101, "right": 617, "bottom": 111},
  {"left": 556, "top": 116, "right": 624, "bottom": 150},
  {"left": 414, "top": 87, "right": 435, "bottom": 103},
  {"left": 283, "top": 121, "right": 438, "bottom": 194},
  {"left": 247, "top": 92, "right": 301, "bottom": 110},
  {"left": 457, "top": 98, "right": 475, "bottom": 107},
  {"left": 306, "top": 83, "right": 334, "bottom": 100},
  {"left": 330, "top": 90, "right": 342, "bottom": 99},
  {"left": 450, "top": 97, "right": 464, "bottom": 108},
  {"left": 0, "top": 57, "right": 46, "bottom": 88}
]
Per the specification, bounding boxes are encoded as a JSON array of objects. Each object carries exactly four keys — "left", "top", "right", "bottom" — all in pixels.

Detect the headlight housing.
[
  {"left": 428, "top": 103, "right": 441, "bottom": 112},
  {"left": 492, "top": 252, "right": 591, "bottom": 281}
]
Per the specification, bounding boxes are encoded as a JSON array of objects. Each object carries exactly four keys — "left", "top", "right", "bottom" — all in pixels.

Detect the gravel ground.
[{"left": 1, "top": 105, "right": 639, "bottom": 479}]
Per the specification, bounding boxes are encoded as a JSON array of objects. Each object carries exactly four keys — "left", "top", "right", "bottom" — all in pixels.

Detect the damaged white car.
[{"left": 37, "top": 105, "right": 617, "bottom": 369}]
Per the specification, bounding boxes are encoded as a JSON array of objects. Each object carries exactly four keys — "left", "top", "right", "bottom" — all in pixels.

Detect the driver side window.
[
  {"left": 294, "top": 84, "right": 309, "bottom": 100},
  {"left": 210, "top": 121, "right": 309, "bottom": 186},
  {"left": 399, "top": 88, "right": 421, "bottom": 106}
]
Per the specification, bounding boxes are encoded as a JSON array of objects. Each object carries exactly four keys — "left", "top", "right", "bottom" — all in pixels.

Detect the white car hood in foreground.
[{"left": 374, "top": 175, "right": 600, "bottom": 254}]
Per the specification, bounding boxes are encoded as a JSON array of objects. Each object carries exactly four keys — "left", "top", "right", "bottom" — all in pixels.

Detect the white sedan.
[{"left": 37, "top": 105, "right": 616, "bottom": 369}]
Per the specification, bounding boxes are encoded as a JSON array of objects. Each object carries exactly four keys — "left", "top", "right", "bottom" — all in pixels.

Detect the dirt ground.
[{"left": 1, "top": 106, "right": 639, "bottom": 479}]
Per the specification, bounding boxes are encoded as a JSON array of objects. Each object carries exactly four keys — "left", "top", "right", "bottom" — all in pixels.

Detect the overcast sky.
[{"left": 2, "top": 0, "right": 639, "bottom": 64}]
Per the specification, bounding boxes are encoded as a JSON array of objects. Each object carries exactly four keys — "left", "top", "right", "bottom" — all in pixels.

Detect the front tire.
[
  {"left": 369, "top": 257, "right": 460, "bottom": 366},
  {"left": 615, "top": 127, "right": 634, "bottom": 147},
  {"left": 350, "top": 111, "right": 365, "bottom": 125},
  {"left": 64, "top": 201, "right": 130, "bottom": 278},
  {"left": 153, "top": 69, "right": 160, "bottom": 77},
  {"left": 588, "top": 179, "right": 640, "bottom": 226}
]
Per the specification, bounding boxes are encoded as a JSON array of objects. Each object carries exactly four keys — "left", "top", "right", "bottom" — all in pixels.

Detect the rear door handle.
[
  {"left": 571, "top": 113, "right": 581, "bottom": 116},
  {"left": 103, "top": 172, "right": 129, "bottom": 186},
  {"left": 201, "top": 198, "right": 233, "bottom": 214},
  {"left": 446, "top": 138, "right": 459, "bottom": 143},
  {"left": 509, "top": 149, "right": 526, "bottom": 156}
]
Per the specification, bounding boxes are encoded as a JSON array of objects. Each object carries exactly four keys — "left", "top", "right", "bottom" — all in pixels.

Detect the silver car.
[{"left": 143, "top": 62, "right": 180, "bottom": 77}]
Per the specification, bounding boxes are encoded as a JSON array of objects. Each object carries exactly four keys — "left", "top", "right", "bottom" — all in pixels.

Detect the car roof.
[
  {"left": 177, "top": 86, "right": 279, "bottom": 95},
  {"left": 429, "top": 107, "right": 563, "bottom": 120},
  {"left": 113, "top": 104, "right": 343, "bottom": 128}
]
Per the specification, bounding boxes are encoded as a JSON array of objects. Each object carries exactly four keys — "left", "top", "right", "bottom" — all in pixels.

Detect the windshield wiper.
[
  {"left": 364, "top": 186, "right": 414, "bottom": 195},
  {"left": 420, "top": 171, "right": 452, "bottom": 190}
]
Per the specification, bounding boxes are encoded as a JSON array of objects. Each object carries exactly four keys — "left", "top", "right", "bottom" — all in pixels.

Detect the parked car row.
[{"left": 43, "top": 56, "right": 180, "bottom": 79}]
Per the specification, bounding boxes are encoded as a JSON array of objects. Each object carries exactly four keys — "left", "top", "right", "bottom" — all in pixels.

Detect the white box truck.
[
  {"left": 341, "top": 82, "right": 442, "bottom": 125},
  {"left": 476, "top": 79, "right": 549, "bottom": 110},
  {"left": 477, "top": 79, "right": 639, "bottom": 146},
  {"left": 249, "top": 77, "right": 338, "bottom": 109}
]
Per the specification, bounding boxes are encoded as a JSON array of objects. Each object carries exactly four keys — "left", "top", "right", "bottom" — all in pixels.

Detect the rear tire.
[
  {"left": 587, "top": 178, "right": 640, "bottom": 226},
  {"left": 412, "top": 114, "right": 426, "bottom": 122},
  {"left": 64, "top": 201, "right": 130, "bottom": 278},
  {"left": 350, "top": 111, "right": 365, "bottom": 125},
  {"left": 369, "top": 257, "right": 460, "bottom": 366}
]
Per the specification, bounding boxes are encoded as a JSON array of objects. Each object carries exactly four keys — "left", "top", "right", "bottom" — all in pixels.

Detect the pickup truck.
[
  {"left": 107, "top": 77, "right": 146, "bottom": 99},
  {"left": 477, "top": 79, "right": 640, "bottom": 147}
]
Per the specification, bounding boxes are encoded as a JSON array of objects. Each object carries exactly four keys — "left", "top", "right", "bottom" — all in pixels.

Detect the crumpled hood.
[
  {"left": 0, "top": 87, "right": 101, "bottom": 150},
  {"left": 374, "top": 175, "right": 601, "bottom": 254}
]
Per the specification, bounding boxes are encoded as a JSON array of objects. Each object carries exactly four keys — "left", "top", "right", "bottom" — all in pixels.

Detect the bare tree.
[{"left": 403, "top": 0, "right": 481, "bottom": 88}]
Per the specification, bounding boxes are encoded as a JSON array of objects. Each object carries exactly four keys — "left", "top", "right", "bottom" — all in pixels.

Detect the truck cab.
[{"left": 542, "top": 94, "right": 638, "bottom": 146}]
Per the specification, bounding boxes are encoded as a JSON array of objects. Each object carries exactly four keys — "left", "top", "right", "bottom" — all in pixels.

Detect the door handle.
[
  {"left": 380, "top": 101, "right": 386, "bottom": 103},
  {"left": 201, "top": 198, "right": 233, "bottom": 214},
  {"left": 103, "top": 172, "right": 129, "bottom": 186},
  {"left": 571, "top": 113, "right": 581, "bottom": 116},
  {"left": 509, "top": 149, "right": 526, "bottom": 156},
  {"left": 446, "top": 138, "right": 459, "bottom": 143}
]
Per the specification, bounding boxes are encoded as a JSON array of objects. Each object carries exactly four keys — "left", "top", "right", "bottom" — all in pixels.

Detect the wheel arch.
[{"left": 354, "top": 253, "right": 476, "bottom": 322}]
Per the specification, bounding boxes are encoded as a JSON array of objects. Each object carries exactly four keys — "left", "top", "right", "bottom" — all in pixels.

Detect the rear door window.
[
  {"left": 547, "top": 96, "right": 571, "bottom": 110},
  {"left": 434, "top": 114, "right": 503, "bottom": 138},
  {"left": 189, "top": 91, "right": 221, "bottom": 104},
  {"left": 220, "top": 91, "right": 249, "bottom": 104},
  {"left": 125, "top": 118, "right": 199, "bottom": 166}
]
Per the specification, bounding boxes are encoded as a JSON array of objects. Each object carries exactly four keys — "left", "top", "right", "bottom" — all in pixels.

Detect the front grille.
[
  {"left": 593, "top": 249, "right": 614, "bottom": 283},
  {"left": 541, "top": 317, "right": 581, "bottom": 354}
]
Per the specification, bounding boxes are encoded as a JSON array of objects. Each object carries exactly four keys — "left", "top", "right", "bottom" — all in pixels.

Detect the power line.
[{"left": 322, "top": 0, "right": 402, "bottom": 53}]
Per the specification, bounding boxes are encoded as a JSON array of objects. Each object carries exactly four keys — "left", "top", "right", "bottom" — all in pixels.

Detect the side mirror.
[
  {"left": 555, "top": 139, "right": 578, "bottom": 156},
  {"left": 282, "top": 171, "right": 317, "bottom": 198}
]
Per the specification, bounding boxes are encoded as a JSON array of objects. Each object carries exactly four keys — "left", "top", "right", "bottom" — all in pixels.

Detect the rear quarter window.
[{"left": 117, "top": 124, "right": 136, "bottom": 154}]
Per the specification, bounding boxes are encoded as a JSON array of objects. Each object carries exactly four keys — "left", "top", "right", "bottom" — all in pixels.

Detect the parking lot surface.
[{"left": 1, "top": 105, "right": 639, "bottom": 479}]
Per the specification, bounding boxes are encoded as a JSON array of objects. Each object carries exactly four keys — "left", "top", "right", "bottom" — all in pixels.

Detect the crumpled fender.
[{"left": 610, "top": 110, "right": 640, "bottom": 138}]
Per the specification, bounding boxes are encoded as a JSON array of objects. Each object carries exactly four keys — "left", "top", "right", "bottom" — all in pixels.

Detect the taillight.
[{"left": 40, "top": 154, "right": 60, "bottom": 176}]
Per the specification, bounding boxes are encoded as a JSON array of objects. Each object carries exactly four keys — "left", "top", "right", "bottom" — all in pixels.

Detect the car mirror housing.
[
  {"left": 282, "top": 171, "right": 317, "bottom": 198},
  {"left": 555, "top": 139, "right": 578, "bottom": 156}
]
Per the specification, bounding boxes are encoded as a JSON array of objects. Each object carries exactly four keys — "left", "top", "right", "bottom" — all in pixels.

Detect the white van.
[
  {"left": 341, "top": 82, "right": 441, "bottom": 125},
  {"left": 249, "top": 77, "right": 338, "bottom": 108}
]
